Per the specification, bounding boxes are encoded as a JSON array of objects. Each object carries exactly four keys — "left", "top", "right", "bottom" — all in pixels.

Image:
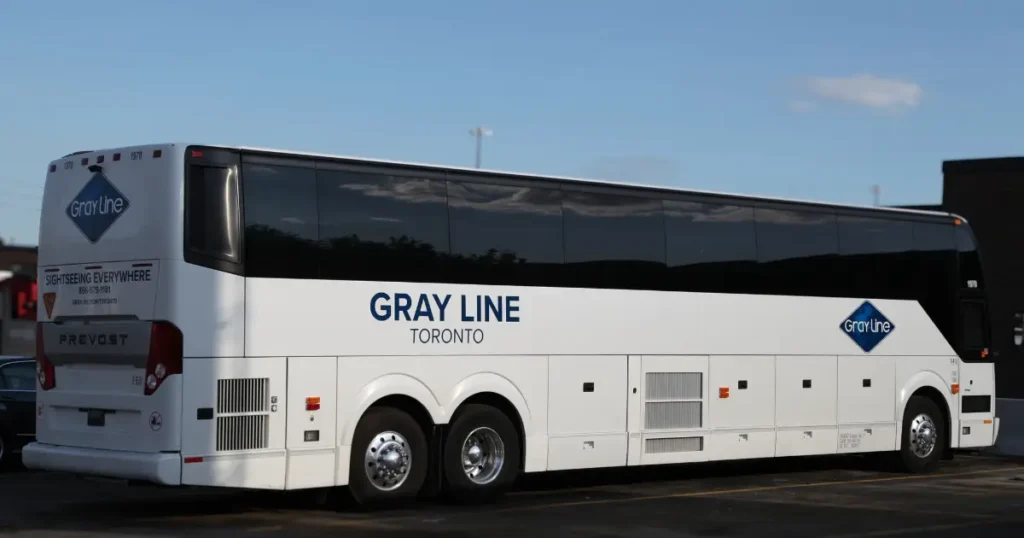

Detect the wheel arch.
[
  {"left": 446, "top": 373, "right": 534, "bottom": 472},
  {"left": 341, "top": 374, "right": 444, "bottom": 448},
  {"left": 898, "top": 372, "right": 955, "bottom": 451}
]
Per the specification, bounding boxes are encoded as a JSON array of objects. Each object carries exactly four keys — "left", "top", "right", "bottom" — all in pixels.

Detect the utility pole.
[
  {"left": 871, "top": 184, "right": 881, "bottom": 206},
  {"left": 469, "top": 126, "right": 492, "bottom": 168}
]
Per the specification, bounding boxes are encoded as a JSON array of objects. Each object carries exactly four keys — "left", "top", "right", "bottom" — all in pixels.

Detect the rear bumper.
[{"left": 21, "top": 442, "right": 181, "bottom": 486}]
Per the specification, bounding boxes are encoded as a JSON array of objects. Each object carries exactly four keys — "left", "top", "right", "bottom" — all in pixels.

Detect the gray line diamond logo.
[{"left": 65, "top": 172, "right": 130, "bottom": 243}]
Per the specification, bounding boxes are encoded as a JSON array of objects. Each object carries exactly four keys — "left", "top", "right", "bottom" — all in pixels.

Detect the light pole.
[
  {"left": 871, "top": 184, "right": 881, "bottom": 206},
  {"left": 469, "top": 126, "right": 492, "bottom": 168}
]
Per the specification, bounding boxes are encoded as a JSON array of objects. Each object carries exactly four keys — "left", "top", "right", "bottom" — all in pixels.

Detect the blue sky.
[{"left": 2, "top": 0, "right": 1023, "bottom": 246}]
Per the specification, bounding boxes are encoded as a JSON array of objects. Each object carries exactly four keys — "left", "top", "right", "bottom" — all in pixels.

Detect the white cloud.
[{"left": 803, "top": 73, "right": 923, "bottom": 109}]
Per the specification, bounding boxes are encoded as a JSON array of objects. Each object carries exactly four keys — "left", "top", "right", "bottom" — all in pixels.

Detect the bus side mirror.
[{"left": 1014, "top": 313, "right": 1024, "bottom": 348}]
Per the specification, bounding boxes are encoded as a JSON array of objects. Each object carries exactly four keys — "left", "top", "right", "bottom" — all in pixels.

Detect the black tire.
[
  {"left": 897, "top": 395, "right": 945, "bottom": 473},
  {"left": 442, "top": 404, "right": 521, "bottom": 502},
  {"left": 348, "top": 407, "right": 429, "bottom": 505}
]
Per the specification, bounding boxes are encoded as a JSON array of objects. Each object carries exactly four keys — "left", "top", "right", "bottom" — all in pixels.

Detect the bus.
[{"left": 23, "top": 143, "right": 999, "bottom": 503}]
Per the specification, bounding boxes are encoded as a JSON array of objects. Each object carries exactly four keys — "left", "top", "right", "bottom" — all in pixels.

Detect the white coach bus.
[{"left": 24, "top": 143, "right": 999, "bottom": 503}]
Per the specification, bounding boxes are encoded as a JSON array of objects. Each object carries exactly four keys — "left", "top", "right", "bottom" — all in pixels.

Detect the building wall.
[{"left": 941, "top": 157, "right": 1024, "bottom": 400}]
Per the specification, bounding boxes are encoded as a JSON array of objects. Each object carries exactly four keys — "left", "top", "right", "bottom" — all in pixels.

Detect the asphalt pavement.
[{"left": 2, "top": 452, "right": 1024, "bottom": 537}]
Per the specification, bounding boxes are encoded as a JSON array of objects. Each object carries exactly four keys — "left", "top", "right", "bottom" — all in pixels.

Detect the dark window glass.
[
  {"left": 562, "top": 191, "right": 666, "bottom": 290},
  {"left": 664, "top": 200, "right": 757, "bottom": 293},
  {"left": 956, "top": 224, "right": 985, "bottom": 290},
  {"left": 447, "top": 181, "right": 564, "bottom": 286},
  {"left": 838, "top": 216, "right": 915, "bottom": 299},
  {"left": 961, "top": 300, "right": 988, "bottom": 351},
  {"left": 185, "top": 165, "right": 241, "bottom": 264},
  {"left": 755, "top": 207, "right": 839, "bottom": 296},
  {"left": 912, "top": 221, "right": 958, "bottom": 347},
  {"left": 241, "top": 163, "right": 320, "bottom": 279},
  {"left": 0, "top": 362, "right": 35, "bottom": 391},
  {"left": 317, "top": 170, "right": 449, "bottom": 283}
]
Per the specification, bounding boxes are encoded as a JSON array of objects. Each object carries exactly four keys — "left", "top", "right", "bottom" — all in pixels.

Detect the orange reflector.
[
  {"left": 719, "top": 387, "right": 730, "bottom": 399},
  {"left": 985, "top": 419, "right": 993, "bottom": 424},
  {"left": 954, "top": 218, "right": 962, "bottom": 225},
  {"left": 951, "top": 383, "right": 960, "bottom": 394},
  {"left": 306, "top": 396, "right": 321, "bottom": 411},
  {"left": 184, "top": 457, "right": 203, "bottom": 464}
]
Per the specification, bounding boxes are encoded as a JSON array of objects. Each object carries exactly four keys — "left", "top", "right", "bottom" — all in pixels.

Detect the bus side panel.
[
  {"left": 179, "top": 356, "right": 288, "bottom": 490},
  {"left": 161, "top": 260, "right": 246, "bottom": 359}
]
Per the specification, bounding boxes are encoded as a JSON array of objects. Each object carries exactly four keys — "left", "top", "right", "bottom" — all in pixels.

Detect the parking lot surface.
[{"left": 2, "top": 453, "right": 1024, "bottom": 537}]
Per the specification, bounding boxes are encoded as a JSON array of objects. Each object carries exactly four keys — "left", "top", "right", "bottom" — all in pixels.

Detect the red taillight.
[
  {"left": 36, "top": 324, "right": 56, "bottom": 391},
  {"left": 144, "top": 322, "right": 183, "bottom": 396}
]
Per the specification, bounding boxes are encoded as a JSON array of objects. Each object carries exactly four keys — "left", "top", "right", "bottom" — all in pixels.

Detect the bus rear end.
[{"left": 23, "top": 144, "right": 188, "bottom": 484}]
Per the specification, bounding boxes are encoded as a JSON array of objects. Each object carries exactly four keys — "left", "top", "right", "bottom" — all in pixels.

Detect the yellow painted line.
[{"left": 492, "top": 465, "right": 1023, "bottom": 513}]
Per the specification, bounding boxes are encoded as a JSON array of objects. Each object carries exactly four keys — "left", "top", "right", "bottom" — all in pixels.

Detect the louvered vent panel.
[
  {"left": 215, "top": 378, "right": 271, "bottom": 452},
  {"left": 645, "top": 372, "right": 702, "bottom": 400},
  {"left": 645, "top": 401, "right": 702, "bottom": 429},
  {"left": 645, "top": 436, "right": 703, "bottom": 454},
  {"left": 217, "top": 378, "right": 269, "bottom": 414}
]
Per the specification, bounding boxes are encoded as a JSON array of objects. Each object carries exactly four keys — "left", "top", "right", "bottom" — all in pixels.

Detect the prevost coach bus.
[{"left": 24, "top": 143, "right": 998, "bottom": 503}]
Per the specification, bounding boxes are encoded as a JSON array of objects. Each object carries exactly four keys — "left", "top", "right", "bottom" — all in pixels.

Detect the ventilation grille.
[
  {"left": 645, "top": 401, "right": 702, "bottom": 429},
  {"left": 645, "top": 436, "right": 703, "bottom": 454},
  {"left": 646, "top": 372, "right": 702, "bottom": 400},
  {"left": 216, "top": 415, "right": 269, "bottom": 452},
  {"left": 643, "top": 372, "right": 703, "bottom": 430},
  {"left": 215, "top": 378, "right": 271, "bottom": 452},
  {"left": 217, "top": 378, "right": 270, "bottom": 414}
]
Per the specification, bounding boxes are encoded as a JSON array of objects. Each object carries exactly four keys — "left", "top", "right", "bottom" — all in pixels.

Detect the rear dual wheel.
[
  {"left": 348, "top": 403, "right": 520, "bottom": 505},
  {"left": 442, "top": 404, "right": 520, "bottom": 502}
]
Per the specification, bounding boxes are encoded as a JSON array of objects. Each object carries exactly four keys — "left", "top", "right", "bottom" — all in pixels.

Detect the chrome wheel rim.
[
  {"left": 461, "top": 427, "right": 505, "bottom": 485},
  {"left": 910, "top": 413, "right": 938, "bottom": 458},
  {"left": 364, "top": 431, "right": 411, "bottom": 491}
]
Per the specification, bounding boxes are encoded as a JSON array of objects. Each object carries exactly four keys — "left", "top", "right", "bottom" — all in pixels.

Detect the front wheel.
[
  {"left": 897, "top": 395, "right": 945, "bottom": 473},
  {"left": 442, "top": 404, "right": 520, "bottom": 502}
]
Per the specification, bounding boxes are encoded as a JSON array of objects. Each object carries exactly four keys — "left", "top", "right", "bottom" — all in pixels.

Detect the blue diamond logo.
[
  {"left": 65, "top": 172, "right": 130, "bottom": 244},
  {"left": 840, "top": 301, "right": 895, "bottom": 353}
]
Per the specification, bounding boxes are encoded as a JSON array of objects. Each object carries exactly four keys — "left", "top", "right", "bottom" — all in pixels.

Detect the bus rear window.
[{"left": 185, "top": 164, "right": 241, "bottom": 266}]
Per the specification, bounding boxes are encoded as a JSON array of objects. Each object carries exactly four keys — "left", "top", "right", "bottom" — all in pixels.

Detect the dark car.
[{"left": 0, "top": 355, "right": 35, "bottom": 469}]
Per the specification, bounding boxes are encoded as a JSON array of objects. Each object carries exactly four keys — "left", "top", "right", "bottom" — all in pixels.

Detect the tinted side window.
[
  {"left": 913, "top": 222, "right": 958, "bottom": 346},
  {"left": 961, "top": 300, "right": 989, "bottom": 351},
  {"left": 447, "top": 181, "right": 564, "bottom": 286},
  {"left": 755, "top": 207, "right": 839, "bottom": 296},
  {"left": 318, "top": 170, "right": 449, "bottom": 283},
  {"left": 185, "top": 165, "right": 241, "bottom": 265},
  {"left": 956, "top": 224, "right": 985, "bottom": 290},
  {"left": 838, "top": 216, "right": 915, "bottom": 299},
  {"left": 562, "top": 191, "right": 666, "bottom": 290},
  {"left": 665, "top": 200, "right": 757, "bottom": 293},
  {"left": 241, "top": 163, "right": 320, "bottom": 279}
]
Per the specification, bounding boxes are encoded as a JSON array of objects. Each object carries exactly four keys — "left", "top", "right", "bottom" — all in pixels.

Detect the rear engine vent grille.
[
  {"left": 216, "top": 415, "right": 270, "bottom": 452},
  {"left": 217, "top": 378, "right": 269, "bottom": 414},
  {"left": 215, "top": 377, "right": 271, "bottom": 452}
]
